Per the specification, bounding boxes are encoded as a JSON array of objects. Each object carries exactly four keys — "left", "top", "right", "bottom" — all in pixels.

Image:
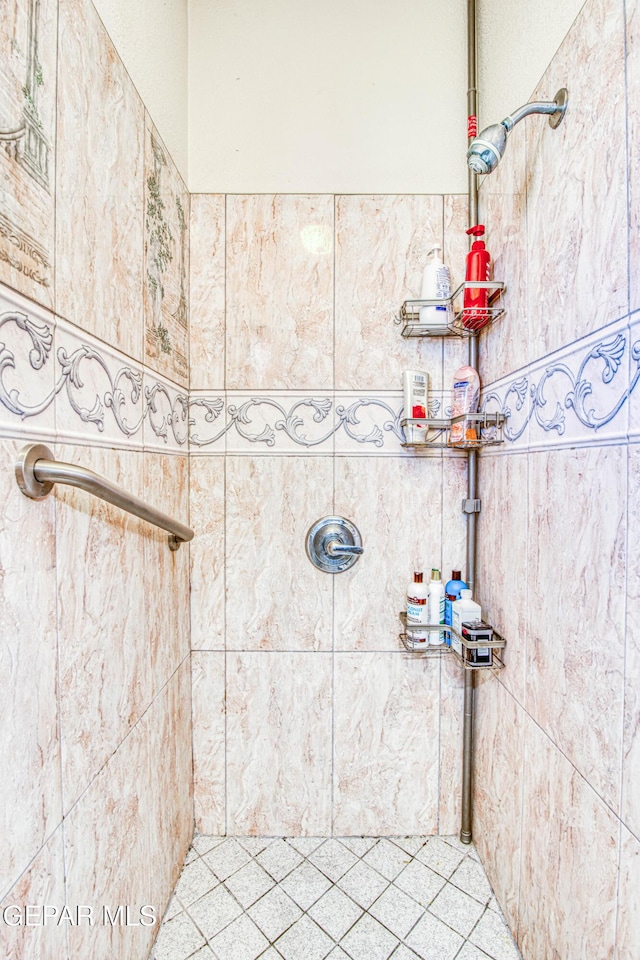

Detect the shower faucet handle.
[{"left": 325, "top": 539, "right": 364, "bottom": 557}]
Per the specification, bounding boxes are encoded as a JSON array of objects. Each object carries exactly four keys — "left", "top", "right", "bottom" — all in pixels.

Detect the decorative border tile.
[
  {"left": 189, "top": 390, "right": 452, "bottom": 456},
  {"left": 143, "top": 369, "right": 189, "bottom": 453},
  {"left": 0, "top": 283, "right": 188, "bottom": 451},
  {"left": 482, "top": 316, "right": 638, "bottom": 453}
]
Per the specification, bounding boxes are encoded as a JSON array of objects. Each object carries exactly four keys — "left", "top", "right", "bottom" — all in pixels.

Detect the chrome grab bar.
[{"left": 15, "top": 444, "right": 194, "bottom": 551}]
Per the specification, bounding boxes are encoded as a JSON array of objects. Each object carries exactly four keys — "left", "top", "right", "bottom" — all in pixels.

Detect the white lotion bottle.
[
  {"left": 451, "top": 588, "right": 481, "bottom": 657},
  {"left": 427, "top": 568, "right": 445, "bottom": 645},
  {"left": 407, "top": 570, "right": 428, "bottom": 643},
  {"left": 419, "top": 244, "right": 453, "bottom": 333}
]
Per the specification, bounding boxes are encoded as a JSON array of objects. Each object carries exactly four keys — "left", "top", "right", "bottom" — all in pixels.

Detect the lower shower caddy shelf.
[
  {"left": 398, "top": 612, "right": 506, "bottom": 671},
  {"left": 400, "top": 411, "right": 506, "bottom": 449}
]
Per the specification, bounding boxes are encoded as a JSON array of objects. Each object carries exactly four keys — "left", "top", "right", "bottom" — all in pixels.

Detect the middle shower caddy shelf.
[{"left": 396, "top": 280, "right": 506, "bottom": 338}]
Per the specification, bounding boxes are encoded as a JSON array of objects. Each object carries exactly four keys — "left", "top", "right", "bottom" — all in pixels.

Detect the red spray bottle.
[{"left": 462, "top": 225, "right": 491, "bottom": 331}]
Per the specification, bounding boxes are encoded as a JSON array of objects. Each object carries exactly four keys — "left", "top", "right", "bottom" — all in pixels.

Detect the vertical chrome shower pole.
[{"left": 461, "top": 0, "right": 479, "bottom": 846}]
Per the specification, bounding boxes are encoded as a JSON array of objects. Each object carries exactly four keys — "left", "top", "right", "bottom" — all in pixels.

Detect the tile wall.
[
  {"left": 0, "top": 2, "right": 192, "bottom": 958},
  {"left": 188, "top": 193, "right": 474, "bottom": 839},
  {"left": 473, "top": 0, "right": 640, "bottom": 957}
]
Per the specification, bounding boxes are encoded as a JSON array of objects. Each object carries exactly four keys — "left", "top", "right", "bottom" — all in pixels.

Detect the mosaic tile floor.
[{"left": 150, "top": 835, "right": 522, "bottom": 960}]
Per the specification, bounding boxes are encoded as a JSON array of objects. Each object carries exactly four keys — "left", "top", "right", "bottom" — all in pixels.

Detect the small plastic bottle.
[
  {"left": 427, "top": 568, "right": 445, "bottom": 645},
  {"left": 444, "top": 570, "right": 467, "bottom": 626},
  {"left": 451, "top": 589, "right": 481, "bottom": 657},
  {"left": 406, "top": 571, "right": 428, "bottom": 643}
]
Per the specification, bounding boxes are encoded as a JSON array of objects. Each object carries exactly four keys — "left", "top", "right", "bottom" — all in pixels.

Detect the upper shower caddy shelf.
[{"left": 397, "top": 280, "right": 506, "bottom": 338}]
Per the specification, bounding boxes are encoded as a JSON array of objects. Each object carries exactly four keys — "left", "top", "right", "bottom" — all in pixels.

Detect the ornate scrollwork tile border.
[{"left": 1, "top": 285, "right": 639, "bottom": 456}]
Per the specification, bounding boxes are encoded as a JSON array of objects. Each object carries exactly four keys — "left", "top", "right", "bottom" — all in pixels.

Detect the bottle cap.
[
  {"left": 413, "top": 571, "right": 424, "bottom": 583},
  {"left": 431, "top": 568, "right": 441, "bottom": 580},
  {"left": 460, "top": 589, "right": 473, "bottom": 599},
  {"left": 466, "top": 225, "right": 485, "bottom": 237},
  {"left": 427, "top": 243, "right": 443, "bottom": 258},
  {"left": 451, "top": 570, "right": 462, "bottom": 579}
]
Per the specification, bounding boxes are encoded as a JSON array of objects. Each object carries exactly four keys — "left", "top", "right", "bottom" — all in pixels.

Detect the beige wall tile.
[
  {"left": 518, "top": 714, "right": 618, "bottom": 960},
  {"left": 0, "top": 440, "right": 60, "bottom": 898},
  {"left": 526, "top": 446, "right": 626, "bottom": 810},
  {"left": 472, "top": 676, "right": 525, "bottom": 936},
  {"left": 0, "top": 829, "right": 67, "bottom": 960},
  {"left": 56, "top": 0, "right": 145, "bottom": 361},
  {"left": 526, "top": 0, "right": 628, "bottom": 357},
  {"left": 143, "top": 453, "right": 190, "bottom": 696},
  {"left": 623, "top": 444, "right": 640, "bottom": 835},
  {"left": 192, "top": 652, "right": 226, "bottom": 835},
  {"left": 438, "top": 656, "right": 465, "bottom": 836},
  {"left": 628, "top": 0, "right": 640, "bottom": 312},
  {"left": 64, "top": 714, "right": 155, "bottom": 960},
  {"left": 226, "top": 195, "right": 334, "bottom": 390},
  {"left": 226, "top": 456, "right": 333, "bottom": 651},
  {"left": 226, "top": 652, "right": 332, "bottom": 835},
  {"left": 190, "top": 194, "right": 226, "bottom": 390},
  {"left": 335, "top": 195, "right": 444, "bottom": 391},
  {"left": 0, "top": 0, "right": 57, "bottom": 308},
  {"left": 333, "top": 653, "right": 440, "bottom": 836},
  {"left": 476, "top": 453, "right": 528, "bottom": 702},
  {"left": 190, "top": 455, "right": 226, "bottom": 650},
  {"left": 144, "top": 117, "right": 189, "bottom": 387},
  {"left": 147, "top": 659, "right": 194, "bottom": 917},
  {"left": 56, "top": 445, "right": 148, "bottom": 810},
  {"left": 616, "top": 826, "right": 640, "bottom": 960},
  {"left": 333, "top": 455, "right": 444, "bottom": 652}
]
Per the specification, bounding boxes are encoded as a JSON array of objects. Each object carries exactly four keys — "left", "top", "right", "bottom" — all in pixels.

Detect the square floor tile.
[
  {"left": 428, "top": 883, "right": 485, "bottom": 938},
  {"left": 455, "top": 944, "right": 495, "bottom": 960},
  {"left": 224, "top": 859, "right": 275, "bottom": 908},
  {"left": 248, "top": 885, "right": 303, "bottom": 941},
  {"left": 326, "top": 949, "right": 352, "bottom": 960},
  {"left": 393, "top": 859, "right": 446, "bottom": 908},
  {"left": 151, "top": 911, "right": 205, "bottom": 960},
  {"left": 189, "top": 947, "right": 217, "bottom": 960},
  {"left": 204, "top": 838, "right": 252, "bottom": 881},
  {"left": 336, "top": 860, "right": 389, "bottom": 909},
  {"left": 209, "top": 913, "right": 269, "bottom": 960},
  {"left": 441, "top": 836, "right": 481, "bottom": 862},
  {"left": 187, "top": 885, "right": 243, "bottom": 940},
  {"left": 280, "top": 860, "right": 333, "bottom": 910},
  {"left": 369, "top": 884, "right": 424, "bottom": 940},
  {"left": 468, "top": 909, "right": 521, "bottom": 960},
  {"left": 173, "top": 858, "right": 218, "bottom": 907},
  {"left": 309, "top": 839, "right": 359, "bottom": 882},
  {"left": 257, "top": 838, "right": 304, "bottom": 881},
  {"left": 275, "top": 914, "right": 334, "bottom": 960},
  {"left": 287, "top": 837, "right": 326, "bottom": 856},
  {"left": 339, "top": 913, "right": 399, "bottom": 960},
  {"left": 388, "top": 837, "right": 428, "bottom": 857},
  {"left": 414, "top": 838, "right": 464, "bottom": 880},
  {"left": 404, "top": 912, "right": 463, "bottom": 960},
  {"left": 337, "top": 837, "right": 377, "bottom": 857},
  {"left": 308, "top": 885, "right": 363, "bottom": 941},
  {"left": 389, "top": 947, "right": 422, "bottom": 960},
  {"left": 363, "top": 840, "right": 412, "bottom": 881},
  {"left": 449, "top": 859, "right": 493, "bottom": 906},
  {"left": 237, "top": 836, "right": 277, "bottom": 856},
  {"left": 192, "top": 835, "right": 225, "bottom": 856}
]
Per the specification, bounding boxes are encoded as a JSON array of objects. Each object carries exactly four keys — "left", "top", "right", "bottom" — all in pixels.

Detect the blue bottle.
[{"left": 444, "top": 570, "right": 467, "bottom": 626}]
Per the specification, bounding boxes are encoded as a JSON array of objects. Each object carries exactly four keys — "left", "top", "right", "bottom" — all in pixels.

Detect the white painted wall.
[
  {"left": 92, "top": 0, "right": 189, "bottom": 183},
  {"left": 188, "top": 0, "right": 468, "bottom": 194},
  {"left": 477, "top": 0, "right": 586, "bottom": 128}
]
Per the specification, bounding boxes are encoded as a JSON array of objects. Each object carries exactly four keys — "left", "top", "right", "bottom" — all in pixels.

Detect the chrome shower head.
[
  {"left": 467, "top": 88, "right": 568, "bottom": 175},
  {"left": 467, "top": 123, "right": 508, "bottom": 175}
]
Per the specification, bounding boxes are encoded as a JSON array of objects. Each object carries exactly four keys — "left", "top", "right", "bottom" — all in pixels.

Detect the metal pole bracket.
[{"left": 462, "top": 498, "right": 481, "bottom": 514}]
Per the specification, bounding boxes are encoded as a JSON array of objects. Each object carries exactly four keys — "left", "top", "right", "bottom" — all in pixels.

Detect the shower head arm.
[{"left": 502, "top": 88, "right": 568, "bottom": 132}]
